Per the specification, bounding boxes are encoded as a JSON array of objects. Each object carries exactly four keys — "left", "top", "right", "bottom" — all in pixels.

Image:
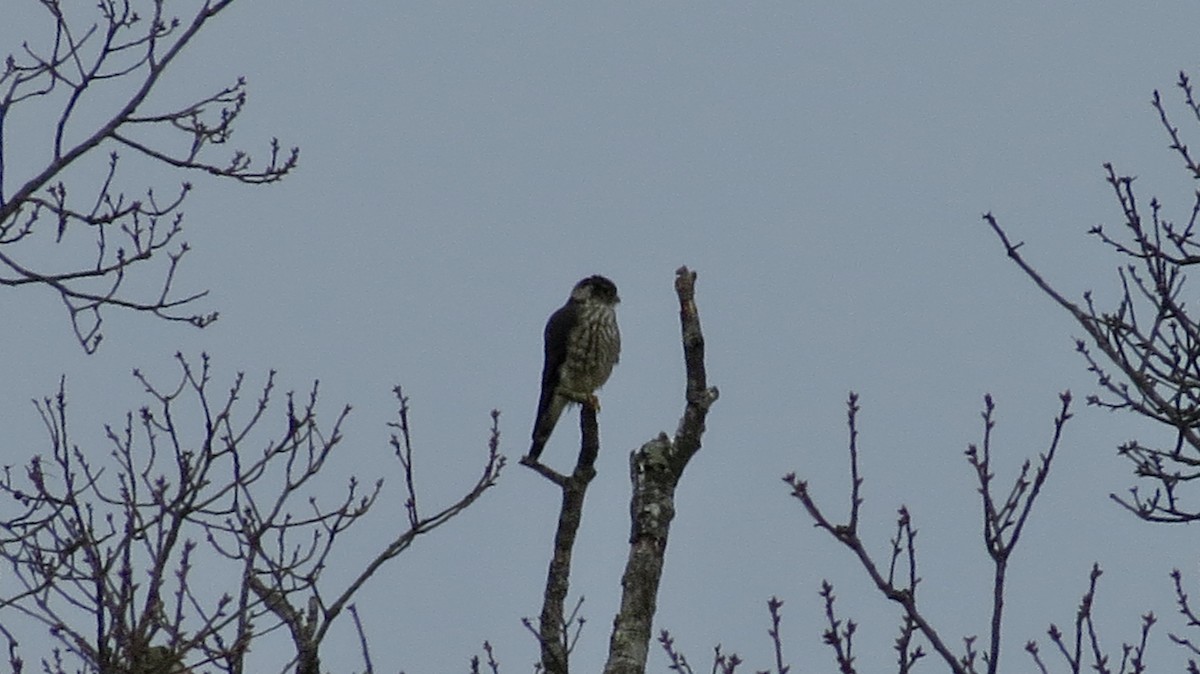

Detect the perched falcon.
[{"left": 528, "top": 275, "right": 621, "bottom": 461}]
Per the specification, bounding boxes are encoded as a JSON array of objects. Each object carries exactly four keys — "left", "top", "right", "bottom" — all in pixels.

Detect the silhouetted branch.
[
  {"left": 523, "top": 405, "right": 599, "bottom": 674},
  {"left": 348, "top": 604, "right": 373, "bottom": 674},
  {"left": 966, "top": 392, "right": 1073, "bottom": 672},
  {"left": 1168, "top": 568, "right": 1200, "bottom": 669},
  {"left": 0, "top": 354, "right": 500, "bottom": 673},
  {"left": 820, "top": 582, "right": 857, "bottom": 674},
  {"left": 895, "top": 614, "right": 926, "bottom": 674},
  {"left": 654, "top": 598, "right": 791, "bottom": 674},
  {"left": 788, "top": 393, "right": 1072, "bottom": 674},
  {"left": 0, "top": 1, "right": 299, "bottom": 352},
  {"left": 984, "top": 68, "right": 1200, "bottom": 523},
  {"left": 765, "top": 596, "right": 790, "bottom": 674},
  {"left": 656, "top": 631, "right": 697, "bottom": 674},
  {"left": 469, "top": 641, "right": 501, "bottom": 674},
  {"left": 1025, "top": 564, "right": 1154, "bottom": 674}
]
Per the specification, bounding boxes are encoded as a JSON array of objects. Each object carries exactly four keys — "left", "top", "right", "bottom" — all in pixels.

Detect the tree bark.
[
  {"left": 535, "top": 405, "right": 600, "bottom": 674},
  {"left": 603, "top": 267, "right": 718, "bottom": 674}
]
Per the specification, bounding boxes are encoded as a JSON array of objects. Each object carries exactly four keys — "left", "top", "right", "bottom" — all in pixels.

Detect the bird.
[{"left": 528, "top": 275, "right": 621, "bottom": 461}]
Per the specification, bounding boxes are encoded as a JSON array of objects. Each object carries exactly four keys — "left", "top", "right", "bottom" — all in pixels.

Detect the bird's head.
[{"left": 571, "top": 275, "right": 620, "bottom": 306}]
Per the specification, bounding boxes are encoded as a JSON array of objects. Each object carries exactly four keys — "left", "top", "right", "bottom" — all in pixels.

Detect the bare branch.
[
  {"left": 523, "top": 404, "right": 600, "bottom": 674},
  {"left": 0, "top": 2, "right": 299, "bottom": 351},
  {"left": 1027, "top": 564, "right": 1154, "bottom": 674},
  {"left": 788, "top": 393, "right": 1073, "bottom": 674},
  {"left": 983, "top": 69, "right": 1200, "bottom": 523},
  {"left": 0, "top": 355, "right": 501, "bottom": 673},
  {"left": 603, "top": 267, "right": 719, "bottom": 674},
  {"left": 820, "top": 582, "right": 857, "bottom": 674}
]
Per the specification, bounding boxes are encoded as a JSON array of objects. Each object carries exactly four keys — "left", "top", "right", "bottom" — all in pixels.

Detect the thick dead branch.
[
  {"left": 602, "top": 266, "right": 719, "bottom": 674},
  {"left": 521, "top": 267, "right": 718, "bottom": 674}
]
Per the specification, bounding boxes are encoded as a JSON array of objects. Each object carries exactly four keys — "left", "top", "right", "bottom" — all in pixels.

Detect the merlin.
[{"left": 528, "top": 275, "right": 621, "bottom": 461}]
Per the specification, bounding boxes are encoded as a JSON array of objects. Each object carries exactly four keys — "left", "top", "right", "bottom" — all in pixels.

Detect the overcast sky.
[{"left": 5, "top": 2, "right": 1200, "bottom": 672}]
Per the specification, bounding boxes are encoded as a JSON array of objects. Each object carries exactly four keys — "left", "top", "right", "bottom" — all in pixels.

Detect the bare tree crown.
[{"left": 0, "top": 1, "right": 298, "bottom": 352}]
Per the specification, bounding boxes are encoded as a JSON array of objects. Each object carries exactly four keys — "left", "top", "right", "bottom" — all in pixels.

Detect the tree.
[
  {"left": 653, "top": 67, "right": 1200, "bottom": 674},
  {"left": 985, "top": 69, "right": 1200, "bottom": 525},
  {"left": 657, "top": 392, "right": 1117, "bottom": 674},
  {"left": 0, "top": 0, "right": 297, "bottom": 353},
  {"left": 979, "top": 67, "right": 1200, "bottom": 670},
  {"left": 0, "top": 5, "right": 725, "bottom": 673},
  {"left": 0, "top": 4, "right": 502, "bottom": 673},
  {"left": 15, "top": 5, "right": 1200, "bottom": 674},
  {"left": 1, "top": 267, "right": 711, "bottom": 674},
  {"left": 1, "top": 359, "right": 501, "bottom": 674},
  {"left": 773, "top": 67, "right": 1200, "bottom": 674}
]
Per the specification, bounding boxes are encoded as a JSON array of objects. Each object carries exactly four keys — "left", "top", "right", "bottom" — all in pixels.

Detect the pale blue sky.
[{"left": 4, "top": 3, "right": 1200, "bottom": 671}]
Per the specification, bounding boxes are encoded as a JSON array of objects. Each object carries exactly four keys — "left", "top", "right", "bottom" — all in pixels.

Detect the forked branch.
[{"left": 787, "top": 394, "right": 1072, "bottom": 674}]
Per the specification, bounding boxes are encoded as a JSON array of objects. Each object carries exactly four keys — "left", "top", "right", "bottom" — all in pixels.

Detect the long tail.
[{"left": 529, "top": 393, "right": 566, "bottom": 460}]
